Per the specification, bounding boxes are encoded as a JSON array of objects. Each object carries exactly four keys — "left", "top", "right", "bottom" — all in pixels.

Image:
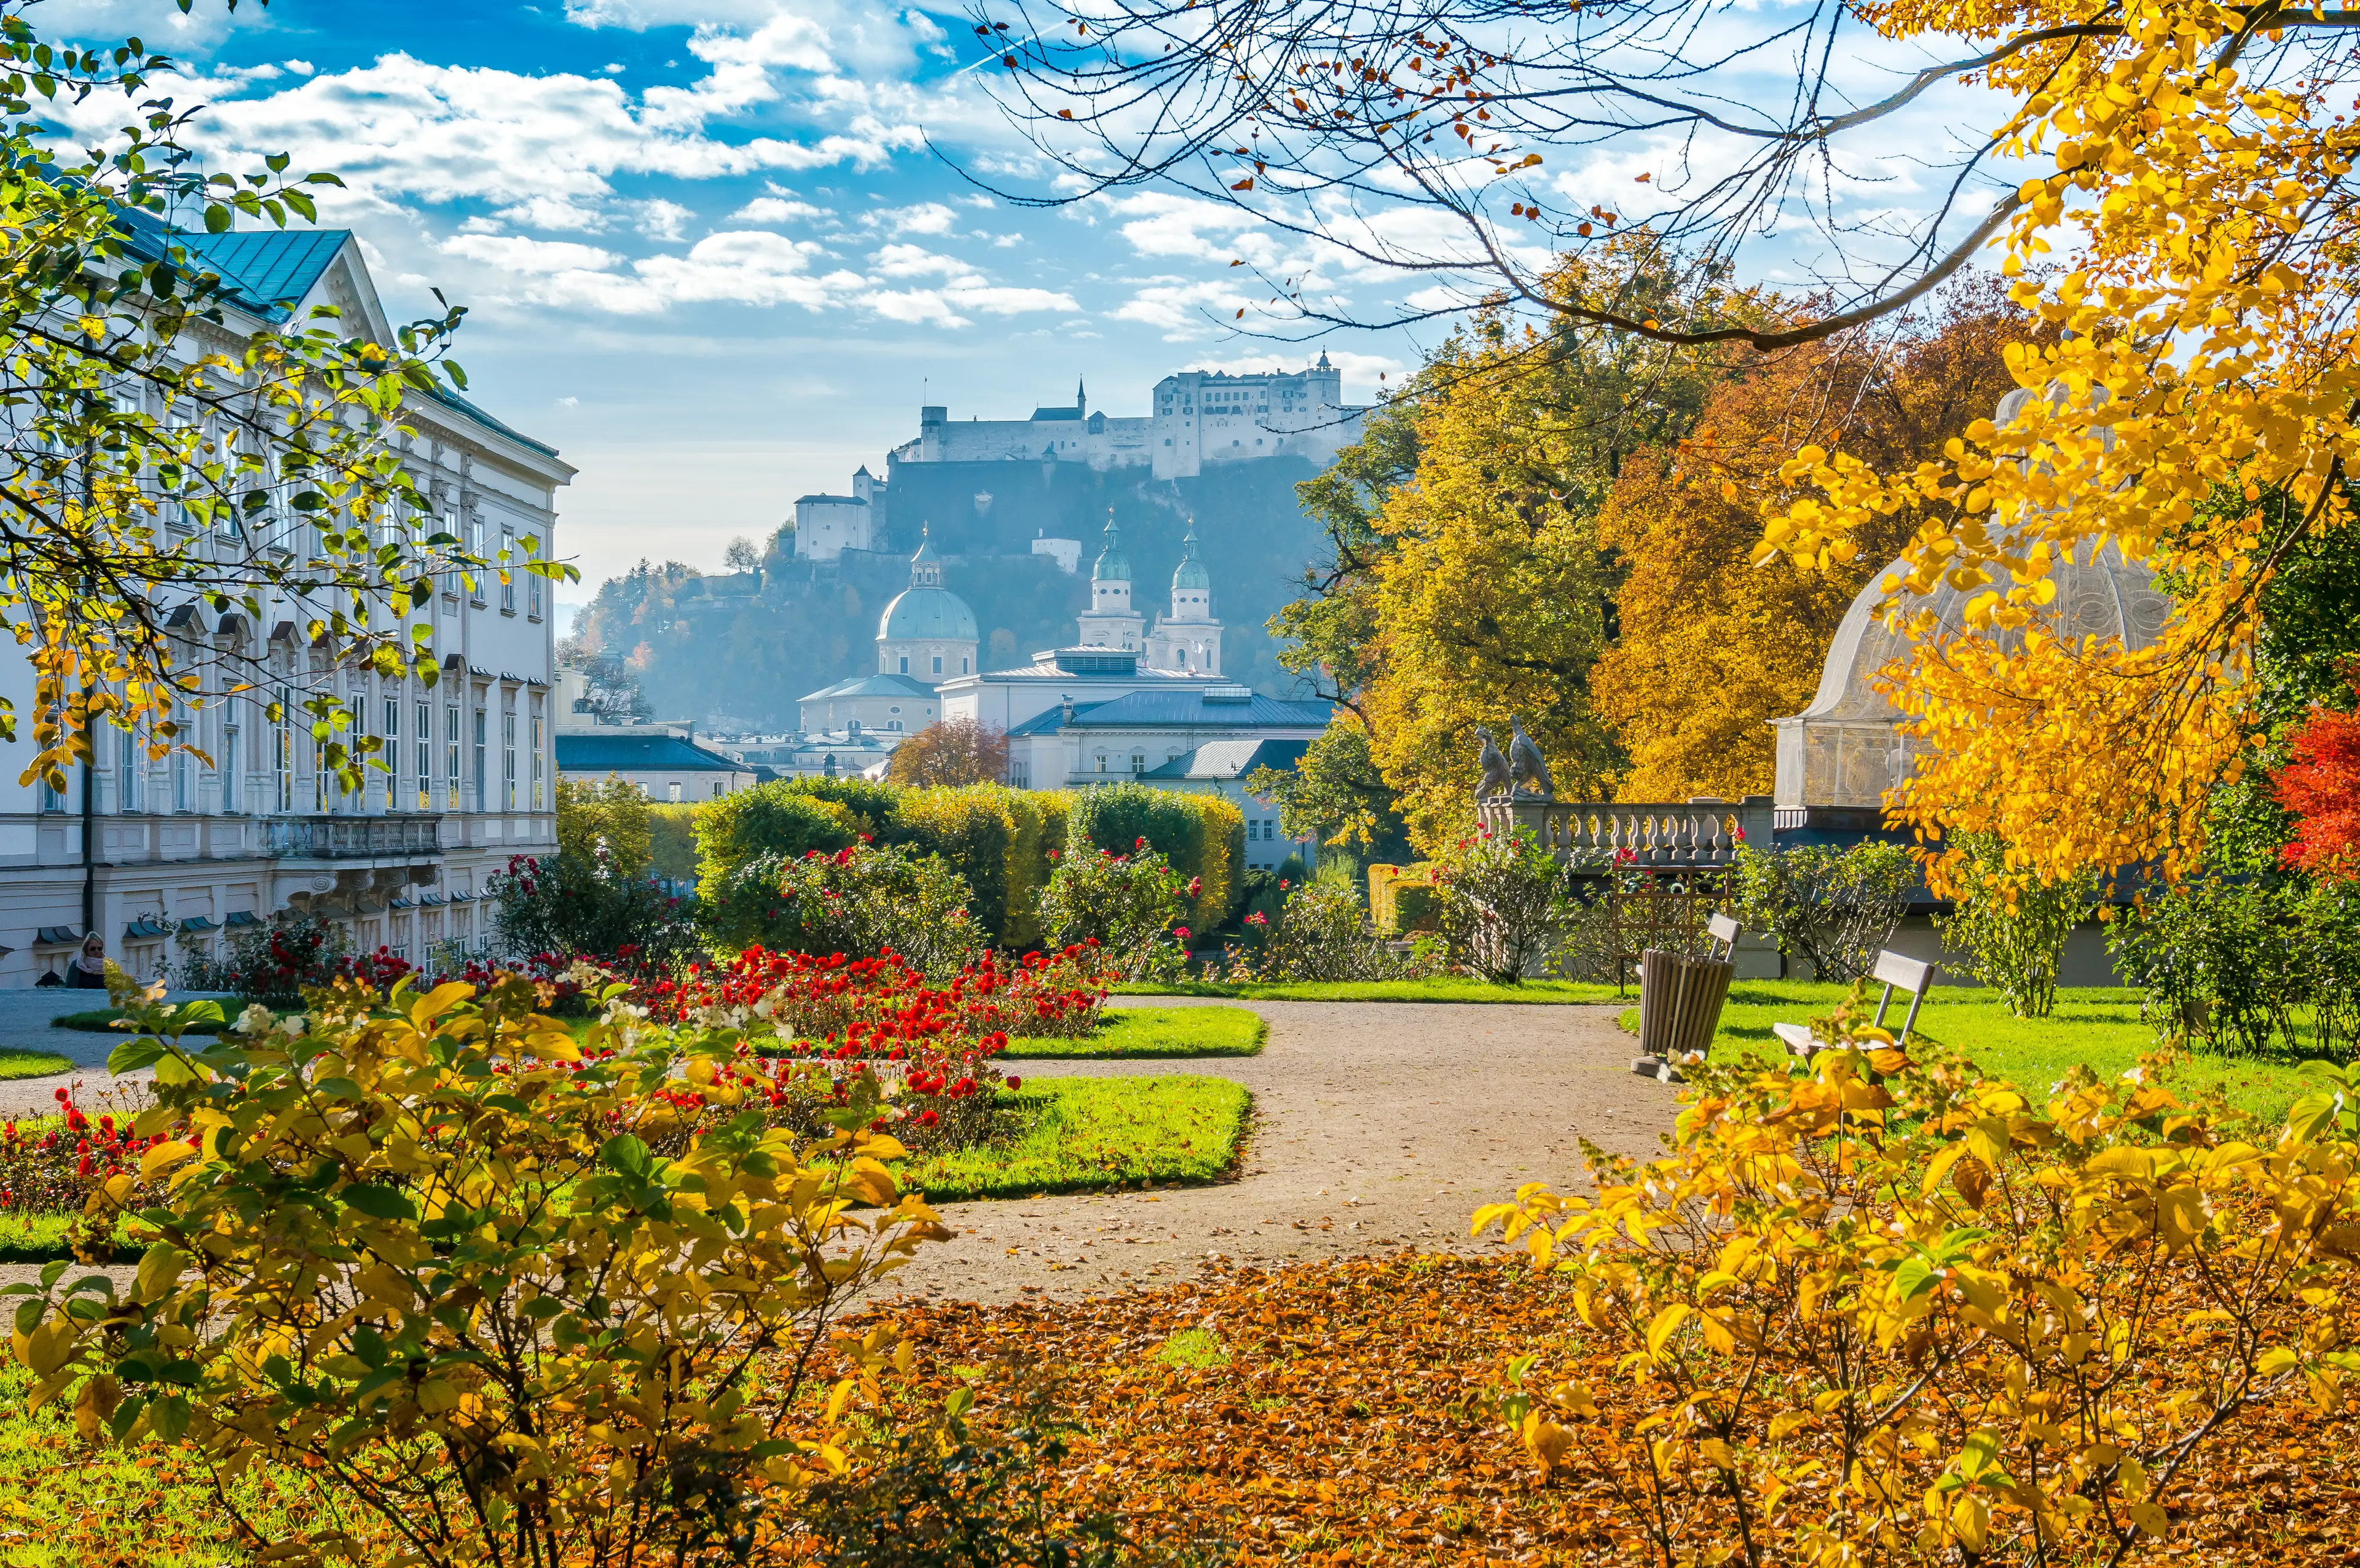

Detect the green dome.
[
  {"left": 1172, "top": 522, "right": 1211, "bottom": 591},
  {"left": 1092, "top": 516, "right": 1131, "bottom": 582},
  {"left": 878, "top": 586, "right": 978, "bottom": 642}
]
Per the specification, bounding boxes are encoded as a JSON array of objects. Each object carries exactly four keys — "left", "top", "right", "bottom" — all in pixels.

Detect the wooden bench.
[{"left": 1772, "top": 949, "right": 1938, "bottom": 1059}]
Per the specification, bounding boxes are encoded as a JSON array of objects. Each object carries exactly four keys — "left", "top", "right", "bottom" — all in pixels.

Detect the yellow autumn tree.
[
  {"left": 1355, "top": 253, "right": 1748, "bottom": 849},
  {"left": 1595, "top": 282, "right": 2036, "bottom": 799},
  {"left": 1759, "top": 4, "right": 2360, "bottom": 890}
]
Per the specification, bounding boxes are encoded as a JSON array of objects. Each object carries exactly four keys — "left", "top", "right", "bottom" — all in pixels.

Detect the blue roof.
[
  {"left": 109, "top": 209, "right": 562, "bottom": 460},
  {"left": 1007, "top": 691, "right": 1332, "bottom": 737},
  {"left": 1141, "top": 739, "right": 1311, "bottom": 780},
  {"left": 556, "top": 732, "right": 746, "bottom": 773},
  {"left": 800, "top": 673, "right": 938, "bottom": 702}
]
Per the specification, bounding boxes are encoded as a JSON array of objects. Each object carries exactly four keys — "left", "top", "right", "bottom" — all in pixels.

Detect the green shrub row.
[{"left": 691, "top": 778, "right": 1243, "bottom": 948}]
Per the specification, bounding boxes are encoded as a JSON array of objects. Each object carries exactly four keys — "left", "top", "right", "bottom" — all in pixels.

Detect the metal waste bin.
[{"left": 1635, "top": 947, "right": 1734, "bottom": 1078}]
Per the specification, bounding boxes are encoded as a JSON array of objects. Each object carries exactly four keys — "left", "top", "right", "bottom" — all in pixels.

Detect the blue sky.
[
  {"left": 39, "top": 0, "right": 1425, "bottom": 607},
  {"left": 39, "top": 0, "right": 2001, "bottom": 611}
]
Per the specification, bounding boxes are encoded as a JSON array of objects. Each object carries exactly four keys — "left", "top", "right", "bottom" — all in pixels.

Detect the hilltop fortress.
[{"left": 793, "top": 359, "right": 1371, "bottom": 560}]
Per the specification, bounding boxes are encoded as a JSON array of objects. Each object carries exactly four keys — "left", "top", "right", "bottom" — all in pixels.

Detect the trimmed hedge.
[{"left": 687, "top": 777, "right": 1241, "bottom": 947}]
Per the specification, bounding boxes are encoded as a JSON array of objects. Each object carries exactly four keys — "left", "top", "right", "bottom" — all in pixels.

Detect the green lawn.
[
  {"left": 1004, "top": 1004, "right": 1266, "bottom": 1059},
  {"left": 1620, "top": 981, "right": 2323, "bottom": 1123},
  {"left": 0, "top": 1051, "right": 71, "bottom": 1080},
  {"left": 0, "top": 1213, "right": 136, "bottom": 1264},
  {"left": 902, "top": 1075, "right": 1251, "bottom": 1201},
  {"left": 1122, "top": 976, "right": 1625, "bottom": 1004}
]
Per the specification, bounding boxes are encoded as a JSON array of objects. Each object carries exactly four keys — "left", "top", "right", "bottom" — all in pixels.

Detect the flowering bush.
[
  {"left": 486, "top": 845, "right": 704, "bottom": 982},
  {"left": 176, "top": 913, "right": 350, "bottom": 1004},
  {"left": 1036, "top": 838, "right": 1187, "bottom": 982},
  {"left": 0, "top": 1081, "right": 163, "bottom": 1221},
  {"left": 1433, "top": 824, "right": 1573, "bottom": 984},
  {"left": 647, "top": 943, "right": 1106, "bottom": 1048},
  {"left": 709, "top": 839, "right": 983, "bottom": 978},
  {"left": 1215, "top": 874, "right": 1438, "bottom": 982}
]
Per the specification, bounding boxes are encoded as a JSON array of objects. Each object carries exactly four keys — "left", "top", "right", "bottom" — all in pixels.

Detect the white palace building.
[{"left": 0, "top": 216, "right": 568, "bottom": 986}]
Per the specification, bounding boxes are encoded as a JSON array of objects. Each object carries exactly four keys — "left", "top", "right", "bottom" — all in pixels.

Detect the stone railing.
[
  {"left": 1475, "top": 795, "right": 1774, "bottom": 870},
  {"left": 264, "top": 815, "right": 444, "bottom": 860}
]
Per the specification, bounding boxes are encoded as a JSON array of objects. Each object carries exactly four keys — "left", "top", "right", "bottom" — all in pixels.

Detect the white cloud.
[
  {"left": 635, "top": 230, "right": 845, "bottom": 308},
  {"left": 731, "top": 195, "right": 830, "bottom": 224},
  {"left": 870, "top": 243, "right": 963, "bottom": 278},
  {"left": 868, "top": 201, "right": 959, "bottom": 236},
  {"left": 1115, "top": 278, "right": 1257, "bottom": 336},
  {"left": 634, "top": 199, "right": 694, "bottom": 240},
  {"left": 441, "top": 235, "right": 623, "bottom": 275}
]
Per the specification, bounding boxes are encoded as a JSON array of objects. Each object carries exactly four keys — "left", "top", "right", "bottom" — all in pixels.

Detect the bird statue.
[
  {"left": 1473, "top": 726, "right": 1514, "bottom": 802},
  {"left": 1509, "top": 715, "right": 1556, "bottom": 800}
]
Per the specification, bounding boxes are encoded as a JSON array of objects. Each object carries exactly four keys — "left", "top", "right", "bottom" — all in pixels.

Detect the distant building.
[
  {"left": 1141, "top": 739, "right": 1320, "bottom": 871},
  {"left": 792, "top": 465, "right": 886, "bottom": 560},
  {"left": 798, "top": 531, "right": 976, "bottom": 733},
  {"left": 1147, "top": 522, "right": 1221, "bottom": 675},
  {"left": 884, "top": 358, "right": 1368, "bottom": 480},
  {"left": 554, "top": 731, "right": 758, "bottom": 804},
  {"left": 728, "top": 726, "right": 902, "bottom": 780}
]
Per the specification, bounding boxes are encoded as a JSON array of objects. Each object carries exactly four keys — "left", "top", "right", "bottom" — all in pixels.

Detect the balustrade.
[
  {"left": 1474, "top": 796, "right": 1773, "bottom": 869},
  {"left": 264, "top": 815, "right": 444, "bottom": 860}
]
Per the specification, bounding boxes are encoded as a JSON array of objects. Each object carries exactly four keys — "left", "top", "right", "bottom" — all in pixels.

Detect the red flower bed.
[
  {"left": 643, "top": 942, "right": 1109, "bottom": 1049},
  {"left": 0, "top": 1084, "right": 175, "bottom": 1215}
]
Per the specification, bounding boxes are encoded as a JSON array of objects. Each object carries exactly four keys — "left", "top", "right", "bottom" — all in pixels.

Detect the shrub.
[
  {"left": 1432, "top": 825, "right": 1570, "bottom": 984},
  {"left": 554, "top": 773, "right": 653, "bottom": 876},
  {"left": 2275, "top": 680, "right": 2360, "bottom": 876},
  {"left": 1066, "top": 782, "right": 1244, "bottom": 933},
  {"left": 1731, "top": 840, "right": 1915, "bottom": 981},
  {"left": 2108, "top": 874, "right": 2360, "bottom": 1058},
  {"left": 1037, "top": 840, "right": 1187, "bottom": 982},
  {"left": 1225, "top": 869, "right": 1434, "bottom": 982},
  {"left": 1932, "top": 831, "right": 2101, "bottom": 1017},
  {"left": 486, "top": 847, "right": 706, "bottom": 982},
  {"left": 723, "top": 841, "right": 984, "bottom": 978},
  {"left": 176, "top": 913, "right": 350, "bottom": 1005},
  {"left": 694, "top": 781, "right": 861, "bottom": 896},
  {"left": 1477, "top": 1001, "right": 2360, "bottom": 1567},
  {"left": 18, "top": 971, "right": 951, "bottom": 1567},
  {"left": 647, "top": 801, "right": 700, "bottom": 884}
]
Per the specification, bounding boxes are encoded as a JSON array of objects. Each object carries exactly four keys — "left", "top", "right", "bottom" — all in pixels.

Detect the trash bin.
[{"left": 1634, "top": 947, "right": 1734, "bottom": 1081}]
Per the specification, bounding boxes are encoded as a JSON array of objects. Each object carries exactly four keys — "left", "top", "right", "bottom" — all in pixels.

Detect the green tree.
[{"left": 0, "top": 10, "right": 557, "bottom": 788}]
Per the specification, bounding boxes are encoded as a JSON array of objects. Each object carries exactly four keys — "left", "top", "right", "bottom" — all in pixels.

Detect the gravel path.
[
  {"left": 881, "top": 995, "right": 1677, "bottom": 1307},
  {"left": 0, "top": 994, "right": 1683, "bottom": 1301}
]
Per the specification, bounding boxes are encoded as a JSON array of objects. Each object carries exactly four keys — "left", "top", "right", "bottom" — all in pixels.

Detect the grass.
[
  {"left": 1619, "top": 980, "right": 2324, "bottom": 1122},
  {"left": 0, "top": 1214, "right": 137, "bottom": 1264},
  {"left": 0, "top": 1360, "right": 372, "bottom": 1566},
  {"left": 1120, "top": 976, "right": 1625, "bottom": 1004},
  {"left": 902, "top": 1076, "right": 1251, "bottom": 1202},
  {"left": 1155, "top": 1327, "right": 1232, "bottom": 1370},
  {"left": 1003, "top": 1005, "right": 1266, "bottom": 1059},
  {"left": 0, "top": 1051, "right": 71, "bottom": 1081}
]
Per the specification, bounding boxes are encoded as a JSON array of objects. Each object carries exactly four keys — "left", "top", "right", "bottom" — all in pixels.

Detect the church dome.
[
  {"left": 879, "top": 586, "right": 978, "bottom": 642},
  {"left": 1172, "top": 521, "right": 1211, "bottom": 591},
  {"left": 1092, "top": 516, "right": 1131, "bottom": 582}
]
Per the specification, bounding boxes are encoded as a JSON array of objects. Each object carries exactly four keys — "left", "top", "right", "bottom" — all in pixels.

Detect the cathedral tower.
[
  {"left": 1149, "top": 520, "right": 1222, "bottom": 674},
  {"left": 1076, "top": 513, "right": 1144, "bottom": 651}
]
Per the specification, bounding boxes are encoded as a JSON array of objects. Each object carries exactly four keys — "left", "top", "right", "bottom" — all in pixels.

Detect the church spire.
[
  {"left": 1091, "top": 511, "right": 1130, "bottom": 583},
  {"left": 1076, "top": 376, "right": 1087, "bottom": 416},
  {"left": 908, "top": 523, "right": 942, "bottom": 588}
]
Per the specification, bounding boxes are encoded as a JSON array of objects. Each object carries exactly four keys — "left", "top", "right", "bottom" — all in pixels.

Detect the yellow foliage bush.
[
  {"left": 10, "top": 972, "right": 947, "bottom": 1567},
  {"left": 1477, "top": 997, "right": 2360, "bottom": 1566},
  {"left": 554, "top": 774, "right": 653, "bottom": 877}
]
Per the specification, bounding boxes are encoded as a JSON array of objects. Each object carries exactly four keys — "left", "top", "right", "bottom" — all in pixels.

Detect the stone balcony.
[{"left": 264, "top": 815, "right": 444, "bottom": 860}]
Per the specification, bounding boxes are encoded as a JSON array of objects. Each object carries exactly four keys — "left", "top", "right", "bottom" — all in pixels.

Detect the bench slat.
[
  {"left": 1872, "top": 950, "right": 1937, "bottom": 995},
  {"left": 1706, "top": 912, "right": 1741, "bottom": 945}
]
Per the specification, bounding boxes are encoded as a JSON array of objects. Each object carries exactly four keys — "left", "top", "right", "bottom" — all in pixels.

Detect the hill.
[{"left": 570, "top": 456, "right": 1333, "bottom": 731}]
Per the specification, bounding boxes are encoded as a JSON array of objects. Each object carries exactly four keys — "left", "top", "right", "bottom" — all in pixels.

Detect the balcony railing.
[
  {"left": 265, "top": 815, "right": 443, "bottom": 860},
  {"left": 1476, "top": 796, "right": 1774, "bottom": 869}
]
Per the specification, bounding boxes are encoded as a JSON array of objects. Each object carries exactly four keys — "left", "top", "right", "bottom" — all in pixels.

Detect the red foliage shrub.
[{"left": 2276, "top": 692, "right": 2360, "bottom": 877}]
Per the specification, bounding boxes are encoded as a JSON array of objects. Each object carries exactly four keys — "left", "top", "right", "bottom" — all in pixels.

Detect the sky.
[{"left": 36, "top": 0, "right": 2003, "bottom": 614}]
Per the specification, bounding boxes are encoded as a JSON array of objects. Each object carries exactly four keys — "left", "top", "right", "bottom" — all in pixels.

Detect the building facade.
[
  {"left": 554, "top": 731, "right": 759, "bottom": 803},
  {"left": 1141, "top": 739, "right": 1320, "bottom": 872},
  {"left": 0, "top": 221, "right": 571, "bottom": 985},
  {"left": 883, "top": 358, "right": 1368, "bottom": 480},
  {"left": 791, "top": 465, "right": 886, "bottom": 561}
]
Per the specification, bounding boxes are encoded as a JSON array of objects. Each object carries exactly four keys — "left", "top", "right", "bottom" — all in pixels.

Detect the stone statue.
[
  {"left": 1473, "top": 726, "right": 1514, "bottom": 801},
  {"left": 1509, "top": 715, "right": 1556, "bottom": 800}
]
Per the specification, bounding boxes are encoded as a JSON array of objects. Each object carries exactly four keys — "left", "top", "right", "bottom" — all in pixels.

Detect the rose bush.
[
  {"left": 707, "top": 839, "right": 983, "bottom": 979},
  {"left": 1036, "top": 839, "right": 1187, "bottom": 983}
]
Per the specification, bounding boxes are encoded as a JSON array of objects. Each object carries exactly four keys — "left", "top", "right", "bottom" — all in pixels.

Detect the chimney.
[{"left": 1061, "top": 694, "right": 1075, "bottom": 725}]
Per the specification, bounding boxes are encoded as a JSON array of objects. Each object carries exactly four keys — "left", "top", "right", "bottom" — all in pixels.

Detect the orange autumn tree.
[{"left": 1595, "top": 282, "right": 2035, "bottom": 799}]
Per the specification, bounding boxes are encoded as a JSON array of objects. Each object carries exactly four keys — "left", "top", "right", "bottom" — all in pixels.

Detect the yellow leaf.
[
  {"left": 23, "top": 1320, "right": 75, "bottom": 1379},
  {"left": 2127, "top": 1500, "right": 2170, "bottom": 1539},
  {"left": 409, "top": 981, "right": 473, "bottom": 1028},
  {"left": 1522, "top": 1413, "right": 1575, "bottom": 1472},
  {"left": 1645, "top": 1303, "right": 1691, "bottom": 1361},
  {"left": 1952, "top": 1495, "right": 1989, "bottom": 1552},
  {"left": 141, "top": 1140, "right": 197, "bottom": 1182},
  {"left": 2158, "top": 1184, "right": 2207, "bottom": 1254}
]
